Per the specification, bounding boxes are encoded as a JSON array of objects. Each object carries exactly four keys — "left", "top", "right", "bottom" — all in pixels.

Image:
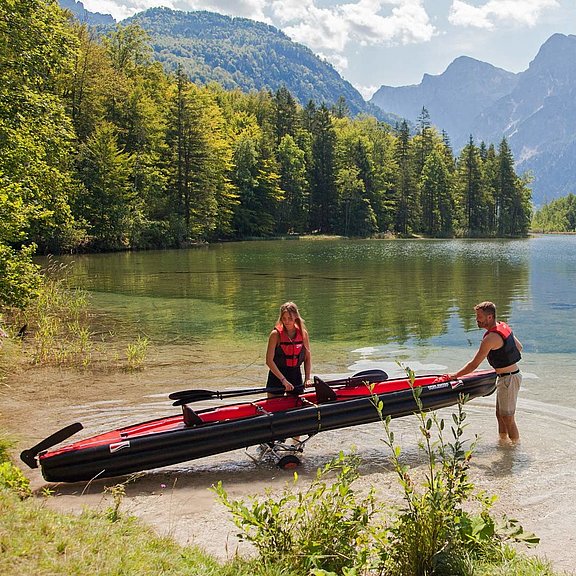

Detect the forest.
[
  {"left": 532, "top": 194, "right": 576, "bottom": 232},
  {"left": 1, "top": 0, "right": 533, "bottom": 308}
]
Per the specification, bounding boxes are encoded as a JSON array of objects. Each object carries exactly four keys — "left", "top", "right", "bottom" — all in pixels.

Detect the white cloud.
[
  {"left": 83, "top": 0, "right": 270, "bottom": 22},
  {"left": 449, "top": 0, "right": 560, "bottom": 30},
  {"left": 356, "top": 83, "right": 381, "bottom": 100},
  {"left": 269, "top": 0, "right": 436, "bottom": 68},
  {"left": 172, "top": 0, "right": 269, "bottom": 20}
]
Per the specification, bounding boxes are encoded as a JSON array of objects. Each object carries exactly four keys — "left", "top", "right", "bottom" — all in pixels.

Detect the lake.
[
  {"left": 16, "top": 235, "right": 576, "bottom": 570},
  {"left": 60, "top": 234, "right": 576, "bottom": 400}
]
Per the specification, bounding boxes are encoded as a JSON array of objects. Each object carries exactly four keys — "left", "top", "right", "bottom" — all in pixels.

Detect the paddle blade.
[
  {"left": 352, "top": 369, "right": 388, "bottom": 380},
  {"left": 20, "top": 422, "right": 83, "bottom": 469},
  {"left": 327, "top": 369, "right": 388, "bottom": 387}
]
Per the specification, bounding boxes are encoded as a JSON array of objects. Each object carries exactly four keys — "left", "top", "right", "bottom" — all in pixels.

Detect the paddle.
[
  {"left": 170, "top": 369, "right": 388, "bottom": 405},
  {"left": 20, "top": 422, "right": 83, "bottom": 469}
]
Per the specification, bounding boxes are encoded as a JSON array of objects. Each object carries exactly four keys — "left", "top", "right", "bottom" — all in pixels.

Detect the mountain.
[
  {"left": 126, "top": 7, "right": 387, "bottom": 120},
  {"left": 58, "top": 4, "right": 390, "bottom": 120},
  {"left": 471, "top": 34, "right": 576, "bottom": 204},
  {"left": 59, "top": 0, "right": 115, "bottom": 26},
  {"left": 370, "top": 34, "right": 576, "bottom": 205},
  {"left": 371, "top": 57, "right": 518, "bottom": 143}
]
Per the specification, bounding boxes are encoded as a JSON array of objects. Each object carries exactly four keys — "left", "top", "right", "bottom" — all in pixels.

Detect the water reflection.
[{"left": 52, "top": 238, "right": 531, "bottom": 346}]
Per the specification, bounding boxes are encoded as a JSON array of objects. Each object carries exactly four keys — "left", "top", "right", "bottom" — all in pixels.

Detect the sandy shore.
[{"left": 2, "top": 341, "right": 575, "bottom": 574}]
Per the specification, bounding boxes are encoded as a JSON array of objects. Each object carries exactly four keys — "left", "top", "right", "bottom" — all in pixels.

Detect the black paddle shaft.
[{"left": 170, "top": 369, "right": 388, "bottom": 405}]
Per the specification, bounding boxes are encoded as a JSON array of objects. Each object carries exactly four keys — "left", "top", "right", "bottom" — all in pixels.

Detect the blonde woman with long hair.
[{"left": 265, "top": 302, "right": 312, "bottom": 398}]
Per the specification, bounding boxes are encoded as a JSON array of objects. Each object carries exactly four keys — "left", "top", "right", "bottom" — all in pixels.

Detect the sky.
[{"left": 82, "top": 0, "right": 576, "bottom": 99}]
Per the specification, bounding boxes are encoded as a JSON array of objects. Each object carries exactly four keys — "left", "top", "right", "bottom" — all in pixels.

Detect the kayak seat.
[
  {"left": 182, "top": 405, "right": 204, "bottom": 427},
  {"left": 314, "top": 376, "right": 337, "bottom": 403}
]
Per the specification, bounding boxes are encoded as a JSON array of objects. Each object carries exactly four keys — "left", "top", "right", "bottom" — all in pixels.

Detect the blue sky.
[{"left": 83, "top": 0, "right": 575, "bottom": 99}]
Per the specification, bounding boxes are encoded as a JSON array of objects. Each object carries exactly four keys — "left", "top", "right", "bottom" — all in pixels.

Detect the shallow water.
[{"left": 4, "top": 235, "right": 576, "bottom": 572}]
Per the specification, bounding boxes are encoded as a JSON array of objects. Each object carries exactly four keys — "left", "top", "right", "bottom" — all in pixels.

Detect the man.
[{"left": 444, "top": 301, "right": 523, "bottom": 444}]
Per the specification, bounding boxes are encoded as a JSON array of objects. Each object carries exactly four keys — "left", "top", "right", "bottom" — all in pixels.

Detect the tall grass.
[{"left": 1, "top": 259, "right": 150, "bottom": 371}]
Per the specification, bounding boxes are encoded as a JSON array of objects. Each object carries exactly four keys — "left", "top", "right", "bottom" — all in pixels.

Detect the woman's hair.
[{"left": 276, "top": 301, "right": 306, "bottom": 331}]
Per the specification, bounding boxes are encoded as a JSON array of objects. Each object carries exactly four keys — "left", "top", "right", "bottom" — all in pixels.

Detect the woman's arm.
[
  {"left": 303, "top": 329, "right": 312, "bottom": 386},
  {"left": 266, "top": 329, "right": 293, "bottom": 391}
]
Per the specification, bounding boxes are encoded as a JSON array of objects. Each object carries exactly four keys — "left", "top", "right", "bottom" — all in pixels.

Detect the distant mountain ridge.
[
  {"left": 371, "top": 57, "right": 519, "bottom": 144},
  {"left": 126, "top": 7, "right": 387, "bottom": 119},
  {"left": 371, "top": 34, "right": 576, "bottom": 205},
  {"left": 59, "top": 0, "right": 115, "bottom": 26}
]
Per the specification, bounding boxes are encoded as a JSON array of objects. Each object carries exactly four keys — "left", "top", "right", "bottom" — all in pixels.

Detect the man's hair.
[{"left": 474, "top": 301, "right": 496, "bottom": 317}]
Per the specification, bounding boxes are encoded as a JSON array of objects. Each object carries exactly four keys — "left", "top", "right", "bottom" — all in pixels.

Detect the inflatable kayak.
[{"left": 20, "top": 370, "right": 496, "bottom": 483}]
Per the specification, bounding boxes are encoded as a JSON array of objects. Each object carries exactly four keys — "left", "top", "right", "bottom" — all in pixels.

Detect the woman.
[{"left": 266, "top": 302, "right": 312, "bottom": 398}]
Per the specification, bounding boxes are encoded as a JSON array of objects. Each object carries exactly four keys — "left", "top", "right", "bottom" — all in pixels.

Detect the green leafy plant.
[
  {"left": 0, "top": 435, "right": 31, "bottom": 499},
  {"left": 104, "top": 483, "right": 126, "bottom": 522},
  {"left": 125, "top": 336, "right": 150, "bottom": 371},
  {"left": 0, "top": 461, "right": 32, "bottom": 499},
  {"left": 374, "top": 366, "right": 539, "bottom": 576},
  {"left": 215, "top": 452, "right": 377, "bottom": 574}
]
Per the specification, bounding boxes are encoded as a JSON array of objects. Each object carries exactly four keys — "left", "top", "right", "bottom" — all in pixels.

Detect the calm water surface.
[
  {"left": 60, "top": 234, "right": 575, "bottom": 391},
  {"left": 35, "top": 236, "right": 576, "bottom": 569}
]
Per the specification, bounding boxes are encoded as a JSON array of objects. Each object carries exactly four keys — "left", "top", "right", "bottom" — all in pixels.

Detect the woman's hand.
[
  {"left": 304, "top": 378, "right": 313, "bottom": 387},
  {"left": 281, "top": 377, "right": 294, "bottom": 391}
]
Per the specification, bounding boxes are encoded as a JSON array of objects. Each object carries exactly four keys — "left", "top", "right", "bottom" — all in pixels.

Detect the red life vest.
[
  {"left": 485, "top": 322, "right": 521, "bottom": 369},
  {"left": 274, "top": 324, "right": 305, "bottom": 368}
]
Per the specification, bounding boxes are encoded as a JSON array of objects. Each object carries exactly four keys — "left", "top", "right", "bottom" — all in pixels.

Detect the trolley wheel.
[{"left": 277, "top": 455, "right": 301, "bottom": 470}]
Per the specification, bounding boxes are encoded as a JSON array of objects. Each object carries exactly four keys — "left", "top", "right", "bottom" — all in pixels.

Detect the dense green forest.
[
  {"left": 532, "top": 194, "right": 576, "bottom": 232},
  {"left": 1, "top": 0, "right": 532, "bottom": 308},
  {"left": 127, "top": 7, "right": 385, "bottom": 119}
]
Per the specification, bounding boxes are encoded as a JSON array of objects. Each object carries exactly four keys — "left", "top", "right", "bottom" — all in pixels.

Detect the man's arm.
[{"left": 448, "top": 334, "right": 498, "bottom": 379}]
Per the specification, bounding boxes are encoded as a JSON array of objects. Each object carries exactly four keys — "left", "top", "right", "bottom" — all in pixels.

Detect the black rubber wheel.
[{"left": 277, "top": 455, "right": 301, "bottom": 470}]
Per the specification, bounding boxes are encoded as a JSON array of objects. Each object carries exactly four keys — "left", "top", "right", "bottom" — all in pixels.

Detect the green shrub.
[
  {"left": 215, "top": 452, "right": 377, "bottom": 574},
  {"left": 0, "top": 435, "right": 31, "bottom": 498},
  {"left": 374, "top": 366, "right": 538, "bottom": 576},
  {"left": 0, "top": 461, "right": 32, "bottom": 498}
]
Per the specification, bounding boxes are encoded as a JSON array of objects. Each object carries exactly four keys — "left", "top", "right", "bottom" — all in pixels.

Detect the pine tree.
[
  {"left": 276, "top": 134, "right": 309, "bottom": 233},
  {"left": 273, "top": 85, "right": 298, "bottom": 144},
  {"left": 393, "top": 121, "right": 418, "bottom": 235},
  {"left": 454, "top": 136, "right": 484, "bottom": 235},
  {"left": 310, "top": 105, "right": 337, "bottom": 233},
  {"left": 420, "top": 146, "right": 453, "bottom": 236}
]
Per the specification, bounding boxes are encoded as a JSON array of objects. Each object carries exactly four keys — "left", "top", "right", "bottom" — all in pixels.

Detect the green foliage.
[
  {"left": 76, "top": 121, "right": 137, "bottom": 250},
  {"left": 125, "top": 336, "right": 150, "bottom": 371},
  {"left": 374, "top": 366, "right": 539, "bottom": 576},
  {"left": 215, "top": 452, "right": 377, "bottom": 574},
  {"left": 0, "top": 244, "right": 42, "bottom": 308},
  {"left": 0, "top": 0, "right": 81, "bottom": 253},
  {"left": 0, "top": 435, "right": 32, "bottom": 498},
  {"left": 532, "top": 193, "right": 576, "bottom": 232},
  {"left": 0, "top": 462, "right": 32, "bottom": 499},
  {"left": 104, "top": 483, "right": 127, "bottom": 522}
]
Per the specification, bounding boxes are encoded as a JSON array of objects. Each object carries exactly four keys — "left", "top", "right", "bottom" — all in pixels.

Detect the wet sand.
[{"left": 2, "top": 341, "right": 575, "bottom": 574}]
